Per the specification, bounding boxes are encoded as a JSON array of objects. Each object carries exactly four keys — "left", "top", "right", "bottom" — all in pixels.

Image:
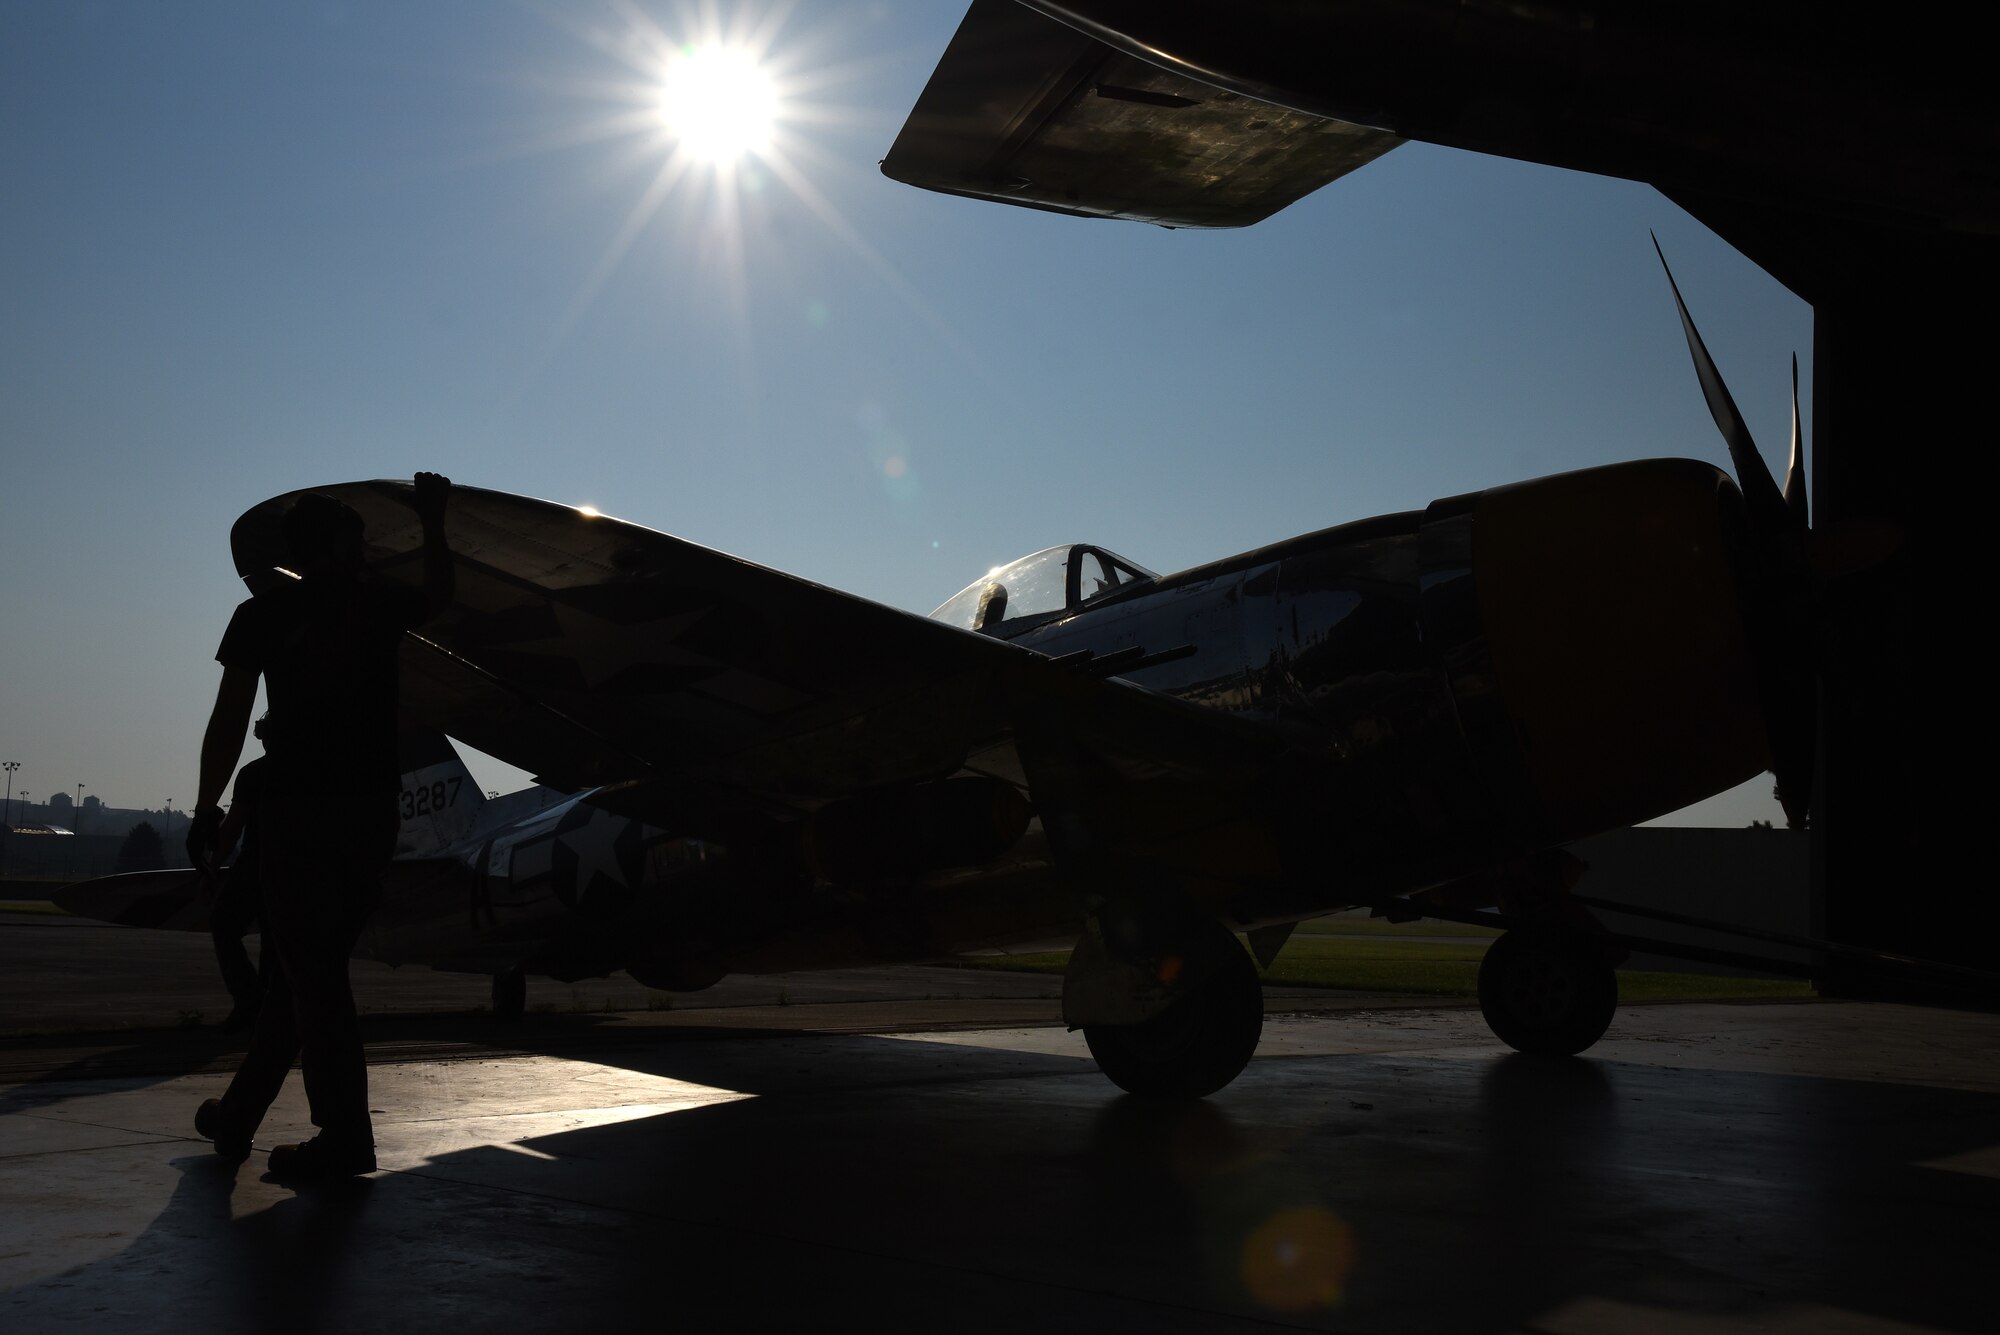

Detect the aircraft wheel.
[
  {"left": 491, "top": 969, "right": 527, "bottom": 1021},
  {"left": 1477, "top": 930, "right": 1616, "bottom": 1055},
  {"left": 1083, "top": 926, "right": 1263, "bottom": 1099}
]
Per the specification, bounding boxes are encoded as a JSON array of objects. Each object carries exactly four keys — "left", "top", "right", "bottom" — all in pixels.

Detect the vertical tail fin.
[{"left": 394, "top": 727, "right": 487, "bottom": 857}]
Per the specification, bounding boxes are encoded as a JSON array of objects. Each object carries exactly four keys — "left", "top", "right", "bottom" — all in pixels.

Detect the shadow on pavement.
[{"left": 11, "top": 1034, "right": 1997, "bottom": 1334}]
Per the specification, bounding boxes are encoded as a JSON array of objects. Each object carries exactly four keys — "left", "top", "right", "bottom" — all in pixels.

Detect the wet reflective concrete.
[{"left": 5, "top": 1001, "right": 1997, "bottom": 1333}]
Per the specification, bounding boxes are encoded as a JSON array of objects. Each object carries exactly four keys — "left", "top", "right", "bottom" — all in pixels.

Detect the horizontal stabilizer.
[
  {"left": 54, "top": 869, "right": 212, "bottom": 932},
  {"left": 882, "top": 0, "right": 1399, "bottom": 228},
  {"left": 56, "top": 857, "right": 469, "bottom": 933}
]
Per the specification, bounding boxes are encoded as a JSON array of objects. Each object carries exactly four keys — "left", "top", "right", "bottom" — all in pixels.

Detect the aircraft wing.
[
  {"left": 52, "top": 868, "right": 215, "bottom": 932},
  {"left": 56, "top": 858, "right": 469, "bottom": 934},
  {"left": 881, "top": 0, "right": 1400, "bottom": 228},
  {"left": 230, "top": 483, "right": 1301, "bottom": 884}
]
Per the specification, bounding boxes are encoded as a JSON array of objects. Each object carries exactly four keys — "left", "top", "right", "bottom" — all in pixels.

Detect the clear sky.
[{"left": 0, "top": 1, "right": 1807, "bottom": 826}]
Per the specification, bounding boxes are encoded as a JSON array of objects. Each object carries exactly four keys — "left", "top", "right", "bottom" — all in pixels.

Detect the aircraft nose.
[{"left": 1418, "top": 458, "right": 1769, "bottom": 843}]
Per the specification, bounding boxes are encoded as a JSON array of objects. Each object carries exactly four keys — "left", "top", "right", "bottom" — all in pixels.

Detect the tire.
[
  {"left": 1477, "top": 930, "right": 1617, "bottom": 1055},
  {"left": 1083, "top": 928, "right": 1264, "bottom": 1098}
]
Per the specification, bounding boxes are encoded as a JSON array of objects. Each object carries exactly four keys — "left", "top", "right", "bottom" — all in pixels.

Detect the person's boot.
[
  {"left": 266, "top": 1135, "right": 376, "bottom": 1181},
  {"left": 194, "top": 1098, "right": 252, "bottom": 1163}
]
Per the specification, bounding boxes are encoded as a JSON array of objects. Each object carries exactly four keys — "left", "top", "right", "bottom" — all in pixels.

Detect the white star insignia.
[{"left": 555, "top": 802, "right": 632, "bottom": 891}]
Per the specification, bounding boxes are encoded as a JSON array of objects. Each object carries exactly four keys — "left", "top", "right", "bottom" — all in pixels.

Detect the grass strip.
[
  {"left": 949, "top": 935, "right": 1812, "bottom": 1003},
  {"left": 1291, "top": 915, "right": 1500, "bottom": 939}
]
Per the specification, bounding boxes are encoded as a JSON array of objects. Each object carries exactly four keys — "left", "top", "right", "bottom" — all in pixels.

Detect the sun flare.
[
  {"left": 518, "top": 3, "right": 969, "bottom": 376},
  {"left": 657, "top": 43, "right": 779, "bottom": 164}
]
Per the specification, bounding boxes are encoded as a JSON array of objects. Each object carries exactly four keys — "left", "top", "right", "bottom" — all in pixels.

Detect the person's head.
[
  {"left": 975, "top": 581, "right": 1008, "bottom": 630},
  {"left": 281, "top": 494, "right": 366, "bottom": 575}
]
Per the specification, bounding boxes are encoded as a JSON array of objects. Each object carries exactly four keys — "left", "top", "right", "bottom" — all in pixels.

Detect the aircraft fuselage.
[{"left": 990, "top": 457, "right": 1770, "bottom": 927}]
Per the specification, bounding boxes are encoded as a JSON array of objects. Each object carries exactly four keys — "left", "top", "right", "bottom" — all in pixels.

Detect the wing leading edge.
[{"left": 229, "top": 483, "right": 1300, "bottom": 888}]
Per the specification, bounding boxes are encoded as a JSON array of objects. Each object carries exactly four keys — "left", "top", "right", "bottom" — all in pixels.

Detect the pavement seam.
[
  {"left": 0, "top": 1133, "right": 184, "bottom": 1162},
  {"left": 8, "top": 1107, "right": 193, "bottom": 1134}
]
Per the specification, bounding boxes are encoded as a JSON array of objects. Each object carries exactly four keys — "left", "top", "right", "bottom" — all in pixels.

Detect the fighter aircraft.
[{"left": 53, "top": 241, "right": 1862, "bottom": 1100}]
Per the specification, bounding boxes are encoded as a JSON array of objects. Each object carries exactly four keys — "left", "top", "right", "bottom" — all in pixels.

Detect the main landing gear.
[
  {"left": 1069, "top": 912, "right": 1264, "bottom": 1099},
  {"left": 1476, "top": 929, "right": 1618, "bottom": 1055}
]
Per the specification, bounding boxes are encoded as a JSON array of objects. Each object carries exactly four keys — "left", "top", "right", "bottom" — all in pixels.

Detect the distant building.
[{"left": 2, "top": 793, "right": 191, "bottom": 881}]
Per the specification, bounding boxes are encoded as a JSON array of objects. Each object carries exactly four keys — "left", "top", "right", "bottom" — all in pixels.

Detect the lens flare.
[{"left": 1238, "top": 1206, "right": 1355, "bottom": 1311}]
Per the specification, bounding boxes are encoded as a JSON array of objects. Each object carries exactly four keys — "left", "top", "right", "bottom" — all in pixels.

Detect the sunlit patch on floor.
[
  {"left": 488, "top": 1141, "right": 560, "bottom": 1162},
  {"left": 379, "top": 1059, "right": 756, "bottom": 1171},
  {"left": 1918, "top": 1143, "right": 2000, "bottom": 1179},
  {"left": 870, "top": 1028, "right": 1088, "bottom": 1059}
]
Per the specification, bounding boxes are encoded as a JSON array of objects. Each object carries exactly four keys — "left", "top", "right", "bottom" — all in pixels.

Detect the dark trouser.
[
  {"left": 210, "top": 861, "right": 264, "bottom": 1005},
  {"left": 220, "top": 795, "right": 393, "bottom": 1145}
]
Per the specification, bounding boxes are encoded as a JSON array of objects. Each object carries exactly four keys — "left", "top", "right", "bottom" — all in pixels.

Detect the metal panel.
[{"left": 882, "top": 0, "right": 1400, "bottom": 228}]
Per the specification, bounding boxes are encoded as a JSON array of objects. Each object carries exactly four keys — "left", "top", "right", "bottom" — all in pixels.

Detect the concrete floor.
[{"left": 6, "top": 995, "right": 1998, "bottom": 1334}]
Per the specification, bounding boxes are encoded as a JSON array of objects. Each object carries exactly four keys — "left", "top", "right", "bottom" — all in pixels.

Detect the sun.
[
  {"left": 657, "top": 43, "right": 779, "bottom": 165},
  {"left": 519, "top": 3, "right": 967, "bottom": 372}
]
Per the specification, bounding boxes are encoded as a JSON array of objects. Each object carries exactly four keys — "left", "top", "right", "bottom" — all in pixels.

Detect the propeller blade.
[
  {"left": 1783, "top": 354, "right": 1808, "bottom": 529},
  {"left": 1652, "top": 238, "right": 1816, "bottom": 827},
  {"left": 1651, "top": 234, "right": 1789, "bottom": 531}
]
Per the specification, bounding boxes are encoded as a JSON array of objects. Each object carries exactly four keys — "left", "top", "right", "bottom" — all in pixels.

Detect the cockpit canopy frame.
[{"left": 930, "top": 544, "right": 1157, "bottom": 636}]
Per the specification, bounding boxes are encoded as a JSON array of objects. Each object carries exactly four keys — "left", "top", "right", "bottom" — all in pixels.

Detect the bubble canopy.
[{"left": 931, "top": 544, "right": 1156, "bottom": 634}]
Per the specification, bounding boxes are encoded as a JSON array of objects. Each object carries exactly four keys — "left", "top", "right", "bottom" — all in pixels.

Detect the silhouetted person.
[
  {"left": 187, "top": 473, "right": 453, "bottom": 1180},
  {"left": 207, "top": 749, "right": 270, "bottom": 1032}
]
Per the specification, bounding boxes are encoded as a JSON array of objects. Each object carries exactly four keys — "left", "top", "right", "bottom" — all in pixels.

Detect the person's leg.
[
  {"left": 210, "top": 865, "right": 263, "bottom": 1027},
  {"left": 204, "top": 816, "right": 304, "bottom": 1150},
  {"left": 265, "top": 795, "right": 391, "bottom": 1171},
  {"left": 217, "top": 958, "right": 297, "bottom": 1120},
  {"left": 284, "top": 887, "right": 372, "bottom": 1143},
  {"left": 200, "top": 927, "right": 297, "bottom": 1159},
  {"left": 211, "top": 930, "right": 259, "bottom": 1002}
]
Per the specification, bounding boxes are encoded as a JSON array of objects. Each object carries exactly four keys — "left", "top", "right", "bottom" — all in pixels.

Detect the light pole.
[
  {"left": 2, "top": 761, "right": 16, "bottom": 877},
  {"left": 64, "top": 785, "right": 82, "bottom": 879}
]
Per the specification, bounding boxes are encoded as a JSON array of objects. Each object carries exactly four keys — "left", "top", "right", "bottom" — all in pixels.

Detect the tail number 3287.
[{"left": 400, "top": 777, "right": 463, "bottom": 819}]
